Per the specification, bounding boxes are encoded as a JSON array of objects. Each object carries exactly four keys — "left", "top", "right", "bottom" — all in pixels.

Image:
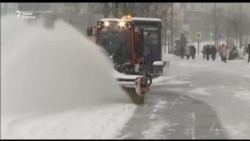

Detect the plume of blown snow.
[{"left": 1, "top": 15, "right": 131, "bottom": 117}]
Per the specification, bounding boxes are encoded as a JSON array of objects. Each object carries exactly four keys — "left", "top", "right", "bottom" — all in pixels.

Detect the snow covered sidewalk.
[{"left": 2, "top": 104, "right": 136, "bottom": 139}]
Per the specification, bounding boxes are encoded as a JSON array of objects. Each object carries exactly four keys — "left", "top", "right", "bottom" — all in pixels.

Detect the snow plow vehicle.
[{"left": 86, "top": 15, "right": 167, "bottom": 104}]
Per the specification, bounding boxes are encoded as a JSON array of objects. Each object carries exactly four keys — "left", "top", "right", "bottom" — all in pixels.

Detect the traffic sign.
[{"left": 196, "top": 32, "right": 201, "bottom": 39}]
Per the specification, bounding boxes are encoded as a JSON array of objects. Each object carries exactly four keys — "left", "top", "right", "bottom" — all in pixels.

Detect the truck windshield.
[
  {"left": 98, "top": 26, "right": 130, "bottom": 64},
  {"left": 134, "top": 26, "right": 161, "bottom": 61}
]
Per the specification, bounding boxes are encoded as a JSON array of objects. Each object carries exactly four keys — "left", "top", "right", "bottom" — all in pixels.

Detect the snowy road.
[{"left": 117, "top": 54, "right": 250, "bottom": 139}]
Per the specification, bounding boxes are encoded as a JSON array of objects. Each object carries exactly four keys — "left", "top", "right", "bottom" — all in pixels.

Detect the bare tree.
[
  {"left": 109, "top": 3, "right": 119, "bottom": 18},
  {"left": 120, "top": 3, "right": 138, "bottom": 16},
  {"left": 135, "top": 3, "right": 152, "bottom": 17},
  {"left": 107, "top": 3, "right": 140, "bottom": 17},
  {"left": 103, "top": 3, "right": 110, "bottom": 18}
]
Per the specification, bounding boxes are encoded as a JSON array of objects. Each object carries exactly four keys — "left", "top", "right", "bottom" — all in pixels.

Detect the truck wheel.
[{"left": 146, "top": 74, "right": 152, "bottom": 86}]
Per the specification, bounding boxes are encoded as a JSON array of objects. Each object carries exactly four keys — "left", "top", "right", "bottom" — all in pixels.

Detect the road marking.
[
  {"left": 184, "top": 113, "right": 196, "bottom": 139},
  {"left": 142, "top": 120, "right": 169, "bottom": 139},
  {"left": 190, "top": 113, "right": 196, "bottom": 139}
]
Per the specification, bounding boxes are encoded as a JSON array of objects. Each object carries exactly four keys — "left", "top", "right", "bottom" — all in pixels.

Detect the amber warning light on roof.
[{"left": 126, "top": 15, "right": 132, "bottom": 19}]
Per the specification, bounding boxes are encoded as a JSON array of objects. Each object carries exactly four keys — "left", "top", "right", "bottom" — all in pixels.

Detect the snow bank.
[
  {"left": 153, "top": 61, "right": 165, "bottom": 66},
  {"left": 1, "top": 15, "right": 136, "bottom": 139}
]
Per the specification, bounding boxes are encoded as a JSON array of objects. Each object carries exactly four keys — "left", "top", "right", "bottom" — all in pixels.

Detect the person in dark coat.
[
  {"left": 210, "top": 45, "right": 217, "bottom": 61},
  {"left": 219, "top": 44, "right": 225, "bottom": 61},
  {"left": 202, "top": 45, "right": 207, "bottom": 59},
  {"left": 180, "top": 33, "right": 187, "bottom": 49},
  {"left": 185, "top": 45, "right": 191, "bottom": 60},
  {"left": 179, "top": 47, "right": 185, "bottom": 59},
  {"left": 205, "top": 44, "right": 211, "bottom": 61},
  {"left": 246, "top": 43, "right": 250, "bottom": 63},
  {"left": 190, "top": 45, "right": 196, "bottom": 59}
]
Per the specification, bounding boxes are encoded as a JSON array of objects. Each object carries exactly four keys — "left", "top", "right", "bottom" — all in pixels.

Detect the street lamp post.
[
  {"left": 170, "top": 3, "right": 174, "bottom": 53},
  {"left": 214, "top": 3, "right": 217, "bottom": 47},
  {"left": 239, "top": 3, "right": 242, "bottom": 49}
]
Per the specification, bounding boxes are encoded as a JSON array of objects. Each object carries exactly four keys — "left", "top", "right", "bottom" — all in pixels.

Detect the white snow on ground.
[
  {"left": 152, "top": 76, "right": 175, "bottom": 84},
  {"left": 149, "top": 114, "right": 157, "bottom": 120},
  {"left": 167, "top": 88, "right": 183, "bottom": 91},
  {"left": 2, "top": 104, "right": 135, "bottom": 139},
  {"left": 1, "top": 15, "right": 136, "bottom": 139},
  {"left": 152, "top": 79, "right": 191, "bottom": 86},
  {"left": 223, "top": 123, "right": 250, "bottom": 139},
  {"left": 233, "top": 87, "right": 250, "bottom": 101},
  {"left": 142, "top": 120, "right": 169, "bottom": 139},
  {"left": 179, "top": 62, "right": 208, "bottom": 68},
  {"left": 151, "top": 99, "right": 168, "bottom": 115},
  {"left": 152, "top": 75, "right": 191, "bottom": 86},
  {"left": 189, "top": 88, "right": 211, "bottom": 96},
  {"left": 154, "top": 100, "right": 167, "bottom": 108},
  {"left": 162, "top": 48, "right": 250, "bottom": 139},
  {"left": 167, "top": 80, "right": 191, "bottom": 85}
]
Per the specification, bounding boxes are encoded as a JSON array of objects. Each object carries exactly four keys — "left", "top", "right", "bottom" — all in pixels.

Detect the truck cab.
[{"left": 87, "top": 15, "right": 166, "bottom": 77}]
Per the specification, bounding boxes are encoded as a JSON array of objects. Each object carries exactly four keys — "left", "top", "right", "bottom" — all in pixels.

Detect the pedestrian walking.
[
  {"left": 219, "top": 44, "right": 225, "bottom": 61},
  {"left": 180, "top": 47, "right": 185, "bottom": 59},
  {"left": 222, "top": 46, "right": 228, "bottom": 63},
  {"left": 185, "top": 45, "right": 191, "bottom": 60},
  {"left": 211, "top": 45, "right": 217, "bottom": 61},
  {"left": 190, "top": 45, "right": 196, "bottom": 59},
  {"left": 205, "top": 44, "right": 211, "bottom": 61},
  {"left": 246, "top": 43, "right": 250, "bottom": 63},
  {"left": 202, "top": 45, "right": 206, "bottom": 59}
]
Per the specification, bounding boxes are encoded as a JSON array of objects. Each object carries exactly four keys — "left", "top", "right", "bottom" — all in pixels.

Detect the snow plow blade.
[
  {"left": 121, "top": 87, "right": 145, "bottom": 105},
  {"left": 114, "top": 72, "right": 147, "bottom": 104}
]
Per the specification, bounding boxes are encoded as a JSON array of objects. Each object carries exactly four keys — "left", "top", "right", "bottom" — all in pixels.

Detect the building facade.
[{"left": 181, "top": 3, "right": 214, "bottom": 41}]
